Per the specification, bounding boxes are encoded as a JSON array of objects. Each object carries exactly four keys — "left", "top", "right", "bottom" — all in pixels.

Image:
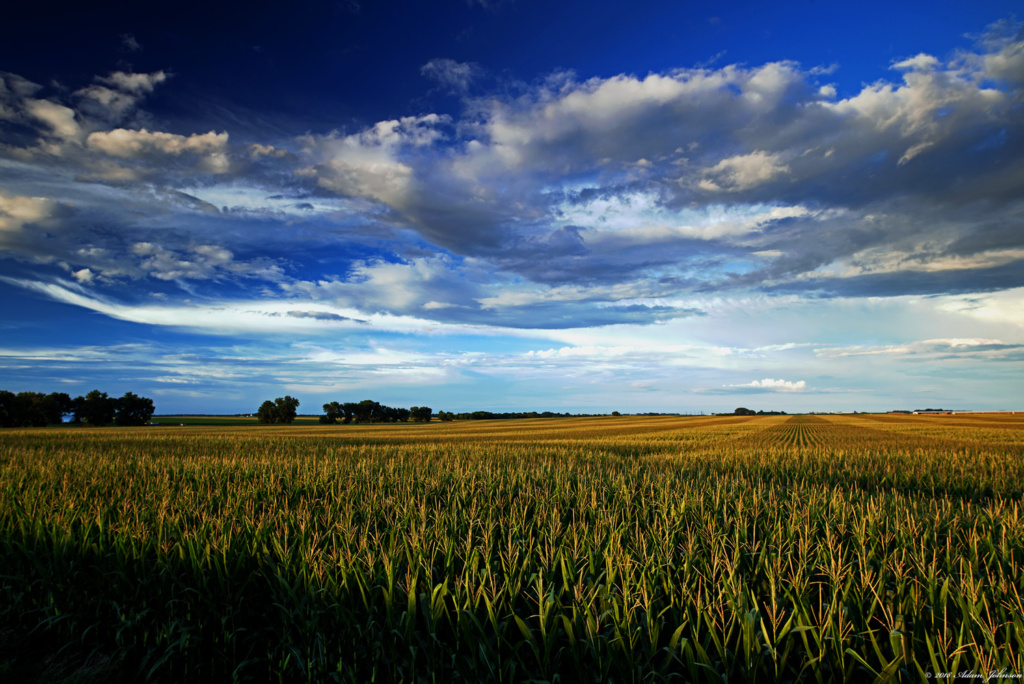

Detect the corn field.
[{"left": 1, "top": 414, "right": 1022, "bottom": 682}]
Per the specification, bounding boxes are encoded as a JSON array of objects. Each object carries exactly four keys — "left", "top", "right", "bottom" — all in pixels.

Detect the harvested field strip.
[{"left": 848, "top": 413, "right": 1024, "bottom": 429}]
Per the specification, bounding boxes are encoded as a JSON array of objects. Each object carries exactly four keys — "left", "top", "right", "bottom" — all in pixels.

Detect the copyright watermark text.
[{"left": 926, "top": 671, "right": 1021, "bottom": 681}]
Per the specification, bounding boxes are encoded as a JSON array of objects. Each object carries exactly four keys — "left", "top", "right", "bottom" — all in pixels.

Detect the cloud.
[
  {"left": 284, "top": 21, "right": 1024, "bottom": 304},
  {"left": 0, "top": 192, "right": 57, "bottom": 232},
  {"left": 97, "top": 71, "right": 168, "bottom": 95},
  {"left": 74, "top": 71, "right": 168, "bottom": 124},
  {"left": 71, "top": 268, "right": 95, "bottom": 284},
  {"left": 298, "top": 114, "right": 447, "bottom": 207},
  {"left": 695, "top": 377, "right": 815, "bottom": 395},
  {"left": 1, "top": 19, "right": 1023, "bottom": 341},
  {"left": 972, "top": 18, "right": 1024, "bottom": 86},
  {"left": 24, "top": 99, "right": 82, "bottom": 143},
  {"left": 699, "top": 151, "right": 791, "bottom": 191},
  {"left": 120, "top": 33, "right": 142, "bottom": 52},
  {"left": 0, "top": 276, "right": 525, "bottom": 336},
  {"left": 892, "top": 54, "right": 941, "bottom": 72},
  {"left": 933, "top": 288, "right": 1024, "bottom": 327},
  {"left": 87, "top": 128, "right": 228, "bottom": 161},
  {"left": 285, "top": 310, "right": 363, "bottom": 322},
  {"left": 421, "top": 59, "right": 482, "bottom": 93},
  {"left": 815, "top": 338, "right": 1024, "bottom": 359},
  {"left": 127, "top": 242, "right": 284, "bottom": 282},
  {"left": 727, "top": 378, "right": 807, "bottom": 391},
  {"left": 0, "top": 68, "right": 176, "bottom": 160}
]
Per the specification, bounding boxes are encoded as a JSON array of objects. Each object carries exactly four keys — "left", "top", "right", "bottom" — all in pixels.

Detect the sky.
[{"left": 1, "top": 0, "right": 1023, "bottom": 415}]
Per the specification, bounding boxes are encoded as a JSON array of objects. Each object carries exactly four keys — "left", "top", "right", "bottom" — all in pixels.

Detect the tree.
[
  {"left": 258, "top": 396, "right": 300, "bottom": 424},
  {"left": 257, "top": 400, "right": 277, "bottom": 424},
  {"left": 734, "top": 407, "right": 756, "bottom": 416},
  {"left": 274, "top": 396, "right": 300, "bottom": 424},
  {"left": 17, "top": 392, "right": 47, "bottom": 427},
  {"left": 75, "top": 390, "right": 117, "bottom": 426},
  {"left": 321, "top": 401, "right": 343, "bottom": 424},
  {"left": 39, "top": 392, "right": 73, "bottom": 425},
  {"left": 353, "top": 399, "right": 381, "bottom": 424},
  {"left": 115, "top": 392, "right": 155, "bottom": 426},
  {"left": 0, "top": 391, "right": 24, "bottom": 427},
  {"left": 410, "top": 406, "right": 432, "bottom": 422},
  {"left": 0, "top": 391, "right": 75, "bottom": 427},
  {"left": 611, "top": 411, "right": 621, "bottom": 416}
]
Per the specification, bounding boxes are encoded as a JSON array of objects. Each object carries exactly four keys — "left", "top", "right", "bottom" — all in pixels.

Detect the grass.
[{"left": 1, "top": 414, "right": 1021, "bottom": 682}]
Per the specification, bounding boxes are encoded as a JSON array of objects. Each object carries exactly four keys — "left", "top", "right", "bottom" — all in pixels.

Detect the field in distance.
[
  {"left": 1, "top": 413, "right": 1022, "bottom": 682},
  {"left": 150, "top": 414, "right": 326, "bottom": 426}
]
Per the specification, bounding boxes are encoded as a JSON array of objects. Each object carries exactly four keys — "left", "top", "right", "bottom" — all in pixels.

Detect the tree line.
[
  {"left": 255, "top": 397, "right": 453, "bottom": 424},
  {"left": 320, "top": 400, "right": 445, "bottom": 424},
  {"left": 727, "top": 407, "right": 788, "bottom": 416},
  {"left": 451, "top": 410, "right": 579, "bottom": 420},
  {"left": 0, "top": 389, "right": 155, "bottom": 427},
  {"left": 255, "top": 396, "right": 702, "bottom": 426}
]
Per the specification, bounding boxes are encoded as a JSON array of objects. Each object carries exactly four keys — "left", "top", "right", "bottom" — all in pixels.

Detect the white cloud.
[
  {"left": 98, "top": 71, "right": 168, "bottom": 95},
  {"left": 248, "top": 143, "right": 290, "bottom": 159},
  {"left": 699, "top": 151, "right": 791, "bottom": 191},
  {"left": 892, "top": 54, "right": 941, "bottom": 72},
  {"left": 86, "top": 128, "right": 228, "bottom": 158},
  {"left": 0, "top": 277, "right": 537, "bottom": 337},
  {"left": 933, "top": 288, "right": 1024, "bottom": 328},
  {"left": 421, "top": 59, "right": 481, "bottom": 93},
  {"left": 74, "top": 71, "right": 168, "bottom": 124},
  {"left": 554, "top": 192, "right": 818, "bottom": 243},
  {"left": 727, "top": 378, "right": 807, "bottom": 391},
  {"left": 71, "top": 268, "right": 95, "bottom": 284},
  {"left": 298, "top": 115, "right": 447, "bottom": 206},
  {"left": 282, "top": 256, "right": 477, "bottom": 313},
  {"left": 24, "top": 99, "right": 82, "bottom": 142},
  {"left": 0, "top": 193, "right": 57, "bottom": 232},
  {"left": 814, "top": 337, "right": 1023, "bottom": 359},
  {"left": 126, "top": 242, "right": 283, "bottom": 282}
]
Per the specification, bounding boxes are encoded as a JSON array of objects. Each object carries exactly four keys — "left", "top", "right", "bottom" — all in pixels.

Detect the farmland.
[{"left": 1, "top": 414, "right": 1022, "bottom": 682}]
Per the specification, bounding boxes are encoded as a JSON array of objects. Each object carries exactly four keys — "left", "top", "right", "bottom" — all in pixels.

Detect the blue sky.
[{"left": 1, "top": 0, "right": 1022, "bottom": 414}]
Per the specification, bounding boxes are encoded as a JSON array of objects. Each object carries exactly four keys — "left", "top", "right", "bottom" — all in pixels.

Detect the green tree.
[
  {"left": 16, "top": 392, "right": 47, "bottom": 427},
  {"left": 115, "top": 392, "right": 155, "bottom": 426},
  {"left": 321, "top": 401, "right": 343, "bottom": 424},
  {"left": 0, "top": 391, "right": 25, "bottom": 427},
  {"left": 39, "top": 392, "right": 74, "bottom": 425},
  {"left": 76, "top": 390, "right": 117, "bottom": 426},
  {"left": 258, "top": 396, "right": 300, "bottom": 424},
  {"left": 410, "top": 406, "right": 432, "bottom": 422},
  {"left": 353, "top": 400, "right": 381, "bottom": 424},
  {"left": 274, "top": 396, "right": 300, "bottom": 424},
  {"left": 257, "top": 400, "right": 277, "bottom": 424}
]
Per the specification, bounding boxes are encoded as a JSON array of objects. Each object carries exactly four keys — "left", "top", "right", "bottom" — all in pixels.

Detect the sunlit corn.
[{"left": 1, "top": 413, "right": 1021, "bottom": 681}]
